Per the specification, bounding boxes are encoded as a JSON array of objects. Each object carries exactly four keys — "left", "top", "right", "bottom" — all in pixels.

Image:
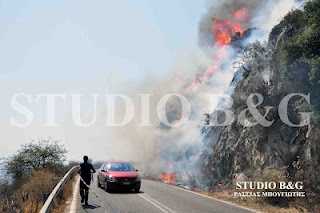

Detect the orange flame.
[
  {"left": 187, "top": 47, "right": 227, "bottom": 89},
  {"left": 213, "top": 19, "right": 243, "bottom": 46},
  {"left": 187, "top": 8, "right": 248, "bottom": 89},
  {"left": 213, "top": 8, "right": 248, "bottom": 46},
  {"left": 157, "top": 173, "right": 177, "bottom": 184}
]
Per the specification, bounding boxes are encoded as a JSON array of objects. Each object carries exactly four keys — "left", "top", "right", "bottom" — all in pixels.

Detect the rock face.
[{"left": 199, "top": 9, "right": 320, "bottom": 200}]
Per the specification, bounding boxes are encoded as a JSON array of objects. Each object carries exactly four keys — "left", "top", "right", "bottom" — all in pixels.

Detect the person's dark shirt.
[{"left": 80, "top": 162, "right": 95, "bottom": 182}]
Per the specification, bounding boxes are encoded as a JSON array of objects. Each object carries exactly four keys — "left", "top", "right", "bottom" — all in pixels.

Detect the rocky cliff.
[{"left": 199, "top": 0, "right": 320, "bottom": 205}]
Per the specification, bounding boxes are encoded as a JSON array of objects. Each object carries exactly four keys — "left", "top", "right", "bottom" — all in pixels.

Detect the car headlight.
[
  {"left": 108, "top": 176, "right": 118, "bottom": 182},
  {"left": 135, "top": 176, "right": 141, "bottom": 182}
]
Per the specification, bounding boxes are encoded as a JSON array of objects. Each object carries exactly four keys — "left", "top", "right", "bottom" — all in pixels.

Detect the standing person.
[{"left": 78, "top": 156, "right": 95, "bottom": 205}]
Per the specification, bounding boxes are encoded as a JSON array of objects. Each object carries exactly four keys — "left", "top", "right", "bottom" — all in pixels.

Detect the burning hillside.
[
  {"left": 187, "top": 7, "right": 250, "bottom": 89},
  {"left": 153, "top": 7, "right": 253, "bottom": 187},
  {"left": 199, "top": 1, "right": 320, "bottom": 210},
  {"left": 149, "top": 0, "right": 315, "bottom": 201}
]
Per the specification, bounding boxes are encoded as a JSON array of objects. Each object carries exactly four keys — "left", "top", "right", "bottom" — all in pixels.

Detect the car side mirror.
[
  {"left": 101, "top": 169, "right": 105, "bottom": 172},
  {"left": 136, "top": 169, "right": 138, "bottom": 172}
]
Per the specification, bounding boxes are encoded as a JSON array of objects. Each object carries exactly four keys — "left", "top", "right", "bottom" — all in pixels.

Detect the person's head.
[{"left": 83, "top": 155, "right": 88, "bottom": 163}]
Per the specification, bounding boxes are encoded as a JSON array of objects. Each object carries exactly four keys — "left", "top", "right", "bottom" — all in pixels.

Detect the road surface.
[{"left": 73, "top": 174, "right": 253, "bottom": 213}]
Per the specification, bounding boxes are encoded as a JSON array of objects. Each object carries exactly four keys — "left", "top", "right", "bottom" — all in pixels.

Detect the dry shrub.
[
  {"left": 256, "top": 169, "right": 290, "bottom": 207},
  {"left": 51, "top": 172, "right": 76, "bottom": 213},
  {"left": 20, "top": 169, "right": 60, "bottom": 212},
  {"left": 294, "top": 158, "right": 320, "bottom": 212},
  {"left": 18, "top": 168, "right": 76, "bottom": 213},
  {"left": 0, "top": 200, "right": 4, "bottom": 212},
  {"left": 0, "top": 179, "right": 25, "bottom": 213}
]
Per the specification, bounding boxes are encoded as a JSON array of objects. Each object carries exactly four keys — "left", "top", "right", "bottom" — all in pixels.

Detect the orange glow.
[
  {"left": 157, "top": 173, "right": 177, "bottom": 184},
  {"left": 187, "top": 47, "right": 226, "bottom": 89},
  {"left": 214, "top": 183, "right": 227, "bottom": 194},
  {"left": 213, "top": 19, "right": 243, "bottom": 46},
  {"left": 213, "top": 8, "right": 248, "bottom": 46},
  {"left": 187, "top": 76, "right": 198, "bottom": 89},
  {"left": 187, "top": 8, "right": 248, "bottom": 89},
  {"left": 231, "top": 8, "right": 249, "bottom": 22}
]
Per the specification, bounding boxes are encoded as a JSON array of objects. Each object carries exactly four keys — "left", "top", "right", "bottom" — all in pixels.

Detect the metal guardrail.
[{"left": 40, "top": 165, "right": 80, "bottom": 213}]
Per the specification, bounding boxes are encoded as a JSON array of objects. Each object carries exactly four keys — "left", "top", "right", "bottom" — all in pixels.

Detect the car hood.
[{"left": 108, "top": 171, "right": 138, "bottom": 178}]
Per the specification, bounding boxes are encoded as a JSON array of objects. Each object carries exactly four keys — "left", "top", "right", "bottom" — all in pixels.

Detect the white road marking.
[
  {"left": 162, "top": 182, "right": 260, "bottom": 213},
  {"left": 142, "top": 194, "right": 177, "bottom": 213},
  {"left": 139, "top": 194, "right": 176, "bottom": 213},
  {"left": 69, "top": 176, "right": 80, "bottom": 213}
]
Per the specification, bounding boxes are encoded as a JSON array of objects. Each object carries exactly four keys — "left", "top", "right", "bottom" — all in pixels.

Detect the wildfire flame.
[
  {"left": 213, "top": 8, "right": 248, "bottom": 46},
  {"left": 157, "top": 173, "right": 177, "bottom": 184},
  {"left": 213, "top": 19, "right": 243, "bottom": 46},
  {"left": 187, "top": 8, "right": 248, "bottom": 89}
]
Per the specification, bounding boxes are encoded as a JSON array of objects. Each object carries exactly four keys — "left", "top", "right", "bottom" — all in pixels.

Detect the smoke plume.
[{"left": 88, "top": 0, "right": 304, "bottom": 187}]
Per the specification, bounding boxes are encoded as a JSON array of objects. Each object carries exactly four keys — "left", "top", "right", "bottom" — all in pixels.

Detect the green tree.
[
  {"left": 268, "top": 0, "right": 320, "bottom": 90},
  {"left": 5, "top": 138, "right": 67, "bottom": 181}
]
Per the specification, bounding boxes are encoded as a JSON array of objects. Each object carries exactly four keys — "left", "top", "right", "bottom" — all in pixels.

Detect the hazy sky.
[{"left": 0, "top": 0, "right": 207, "bottom": 161}]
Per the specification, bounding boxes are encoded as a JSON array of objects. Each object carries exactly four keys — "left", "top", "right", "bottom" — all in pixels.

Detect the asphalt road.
[{"left": 74, "top": 174, "right": 253, "bottom": 213}]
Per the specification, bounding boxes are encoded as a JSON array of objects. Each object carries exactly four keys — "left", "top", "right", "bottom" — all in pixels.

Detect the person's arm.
[
  {"left": 78, "top": 164, "right": 82, "bottom": 174},
  {"left": 91, "top": 164, "right": 96, "bottom": 173}
]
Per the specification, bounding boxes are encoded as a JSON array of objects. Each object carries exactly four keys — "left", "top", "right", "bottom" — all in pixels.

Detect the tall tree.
[{"left": 5, "top": 138, "right": 67, "bottom": 181}]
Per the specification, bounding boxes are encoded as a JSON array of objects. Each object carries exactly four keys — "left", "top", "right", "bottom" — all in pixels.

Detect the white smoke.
[
  {"left": 88, "top": 0, "right": 305, "bottom": 182},
  {"left": 144, "top": 0, "right": 306, "bottom": 184},
  {"left": 250, "top": 0, "right": 305, "bottom": 41}
]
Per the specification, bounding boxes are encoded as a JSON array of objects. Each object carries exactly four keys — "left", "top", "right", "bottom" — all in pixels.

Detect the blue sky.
[
  {"left": 0, "top": 0, "right": 206, "bottom": 81},
  {"left": 0, "top": 0, "right": 298, "bottom": 161},
  {"left": 0, "top": 0, "right": 208, "bottom": 160}
]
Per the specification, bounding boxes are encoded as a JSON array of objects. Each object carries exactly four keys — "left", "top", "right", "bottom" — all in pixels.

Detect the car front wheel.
[
  {"left": 134, "top": 186, "right": 140, "bottom": 193},
  {"left": 104, "top": 180, "right": 108, "bottom": 192}
]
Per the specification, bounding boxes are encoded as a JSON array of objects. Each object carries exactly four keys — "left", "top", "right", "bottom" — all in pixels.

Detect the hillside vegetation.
[
  {"left": 0, "top": 139, "right": 74, "bottom": 213},
  {"left": 200, "top": 0, "right": 320, "bottom": 211}
]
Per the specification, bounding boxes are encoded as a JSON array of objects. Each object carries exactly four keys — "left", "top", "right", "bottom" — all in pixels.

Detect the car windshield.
[{"left": 107, "top": 162, "right": 135, "bottom": 172}]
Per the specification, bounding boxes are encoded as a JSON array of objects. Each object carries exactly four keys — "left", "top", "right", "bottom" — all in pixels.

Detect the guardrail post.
[{"left": 43, "top": 193, "right": 49, "bottom": 204}]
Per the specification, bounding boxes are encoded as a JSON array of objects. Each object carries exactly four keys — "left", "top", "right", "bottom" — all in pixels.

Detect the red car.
[{"left": 97, "top": 161, "right": 141, "bottom": 192}]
